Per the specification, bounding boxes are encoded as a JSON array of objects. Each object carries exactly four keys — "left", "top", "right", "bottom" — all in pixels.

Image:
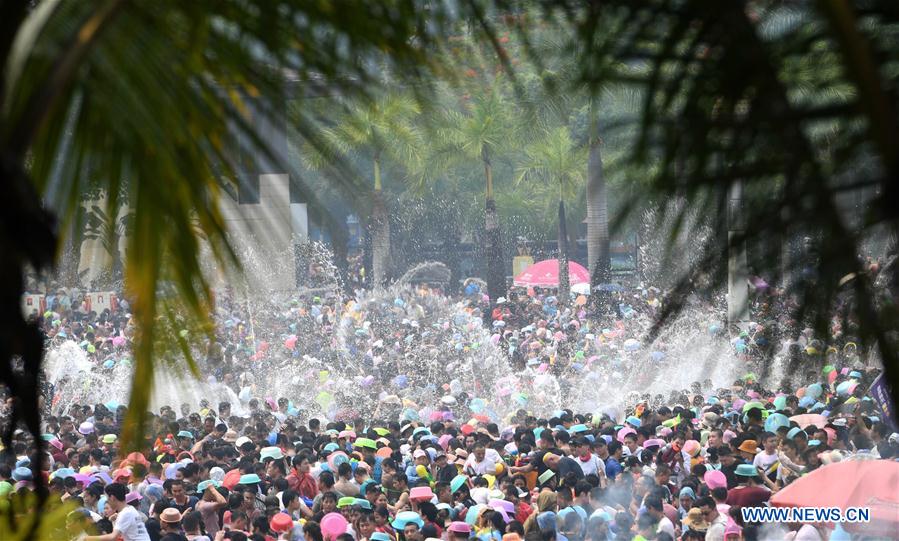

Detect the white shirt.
[
  {"left": 753, "top": 451, "right": 779, "bottom": 473},
  {"left": 114, "top": 505, "right": 150, "bottom": 541},
  {"left": 464, "top": 449, "right": 500, "bottom": 475},
  {"left": 657, "top": 516, "right": 675, "bottom": 538},
  {"left": 576, "top": 454, "right": 605, "bottom": 478}
]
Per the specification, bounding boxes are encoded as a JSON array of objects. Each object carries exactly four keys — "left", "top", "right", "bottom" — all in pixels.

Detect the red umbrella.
[
  {"left": 771, "top": 460, "right": 899, "bottom": 536},
  {"left": 513, "top": 259, "right": 590, "bottom": 288}
]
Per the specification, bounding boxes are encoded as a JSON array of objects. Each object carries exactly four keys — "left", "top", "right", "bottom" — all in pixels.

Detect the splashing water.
[{"left": 43, "top": 238, "right": 760, "bottom": 425}]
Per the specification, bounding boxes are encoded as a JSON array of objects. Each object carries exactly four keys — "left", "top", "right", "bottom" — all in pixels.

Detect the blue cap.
[
  {"left": 13, "top": 467, "right": 33, "bottom": 481},
  {"left": 807, "top": 439, "right": 821, "bottom": 447},
  {"left": 626, "top": 416, "right": 641, "bottom": 428},
  {"left": 177, "top": 430, "right": 194, "bottom": 439},
  {"left": 450, "top": 475, "right": 468, "bottom": 494},
  {"left": 787, "top": 427, "right": 806, "bottom": 440},
  {"left": 323, "top": 442, "right": 340, "bottom": 453},
  {"left": 391, "top": 511, "right": 424, "bottom": 530},
  {"left": 371, "top": 533, "right": 392, "bottom": 541},
  {"left": 239, "top": 473, "right": 261, "bottom": 485}
]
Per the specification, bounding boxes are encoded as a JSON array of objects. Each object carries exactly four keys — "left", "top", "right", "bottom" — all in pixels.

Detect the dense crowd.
[{"left": 2, "top": 271, "right": 897, "bottom": 541}]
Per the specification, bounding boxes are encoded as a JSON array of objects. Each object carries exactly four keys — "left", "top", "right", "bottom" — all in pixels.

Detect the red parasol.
[
  {"left": 513, "top": 259, "right": 590, "bottom": 288},
  {"left": 771, "top": 460, "right": 899, "bottom": 536}
]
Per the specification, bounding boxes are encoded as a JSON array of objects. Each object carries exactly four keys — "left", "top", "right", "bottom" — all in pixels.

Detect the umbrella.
[
  {"left": 790, "top": 413, "right": 827, "bottom": 429},
  {"left": 571, "top": 282, "right": 591, "bottom": 295},
  {"left": 513, "top": 259, "right": 590, "bottom": 288},
  {"left": 771, "top": 460, "right": 899, "bottom": 537},
  {"left": 595, "top": 283, "right": 625, "bottom": 292}
]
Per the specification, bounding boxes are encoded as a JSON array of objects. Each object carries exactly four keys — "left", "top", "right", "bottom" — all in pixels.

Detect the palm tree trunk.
[
  {"left": 483, "top": 146, "right": 504, "bottom": 303},
  {"left": 371, "top": 156, "right": 390, "bottom": 288},
  {"left": 587, "top": 98, "right": 610, "bottom": 289},
  {"left": 558, "top": 197, "right": 570, "bottom": 303}
]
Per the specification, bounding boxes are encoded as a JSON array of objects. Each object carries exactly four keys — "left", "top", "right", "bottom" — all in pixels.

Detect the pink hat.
[
  {"left": 49, "top": 439, "right": 64, "bottom": 451},
  {"left": 448, "top": 522, "right": 471, "bottom": 534},
  {"left": 722, "top": 430, "right": 736, "bottom": 444},
  {"left": 438, "top": 434, "right": 453, "bottom": 451},
  {"left": 410, "top": 486, "right": 435, "bottom": 501},
  {"left": 704, "top": 470, "right": 727, "bottom": 489},
  {"left": 682, "top": 440, "right": 701, "bottom": 457},
  {"left": 489, "top": 498, "right": 515, "bottom": 515},
  {"left": 616, "top": 427, "right": 636, "bottom": 443},
  {"left": 413, "top": 449, "right": 428, "bottom": 459},
  {"left": 125, "top": 491, "right": 142, "bottom": 504},
  {"left": 642, "top": 438, "right": 665, "bottom": 449},
  {"left": 338, "top": 430, "right": 356, "bottom": 441}
]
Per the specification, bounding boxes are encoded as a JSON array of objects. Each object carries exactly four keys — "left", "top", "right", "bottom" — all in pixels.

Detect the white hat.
[
  {"left": 496, "top": 297, "right": 507, "bottom": 304},
  {"left": 235, "top": 436, "right": 252, "bottom": 448}
]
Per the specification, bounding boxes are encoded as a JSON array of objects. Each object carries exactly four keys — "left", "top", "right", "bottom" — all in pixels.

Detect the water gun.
[{"left": 415, "top": 464, "right": 434, "bottom": 487}]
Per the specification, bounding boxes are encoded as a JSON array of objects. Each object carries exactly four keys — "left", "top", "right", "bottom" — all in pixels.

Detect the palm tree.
[
  {"left": 0, "top": 4, "right": 451, "bottom": 532},
  {"left": 433, "top": 87, "right": 517, "bottom": 303},
  {"left": 301, "top": 94, "right": 423, "bottom": 287},
  {"left": 517, "top": 126, "right": 587, "bottom": 301},
  {"left": 586, "top": 95, "right": 611, "bottom": 288}
]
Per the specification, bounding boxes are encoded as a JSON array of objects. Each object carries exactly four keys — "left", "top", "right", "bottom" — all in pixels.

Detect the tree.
[
  {"left": 586, "top": 95, "right": 611, "bottom": 288},
  {"left": 301, "top": 93, "right": 423, "bottom": 287},
  {"left": 516, "top": 126, "right": 587, "bottom": 301},
  {"left": 533, "top": 1, "right": 899, "bottom": 405},
  {"left": 0, "top": 3, "right": 455, "bottom": 537},
  {"left": 432, "top": 86, "right": 518, "bottom": 303}
]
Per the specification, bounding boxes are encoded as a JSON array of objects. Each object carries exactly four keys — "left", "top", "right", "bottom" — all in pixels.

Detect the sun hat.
[
  {"left": 786, "top": 427, "right": 806, "bottom": 440},
  {"left": 355, "top": 498, "right": 373, "bottom": 510},
  {"left": 448, "top": 521, "right": 472, "bottom": 534},
  {"left": 159, "top": 508, "right": 182, "bottom": 523},
  {"left": 239, "top": 473, "right": 261, "bottom": 485},
  {"left": 410, "top": 486, "right": 435, "bottom": 501},
  {"left": 260, "top": 446, "right": 284, "bottom": 461},
  {"left": 413, "top": 449, "right": 428, "bottom": 459},
  {"left": 52, "top": 468, "right": 75, "bottom": 480},
  {"left": 12, "top": 467, "right": 32, "bottom": 482},
  {"left": 337, "top": 496, "right": 358, "bottom": 509},
  {"left": 354, "top": 437, "right": 377, "bottom": 450},
  {"left": 392, "top": 511, "right": 424, "bottom": 530},
  {"left": 569, "top": 424, "right": 588, "bottom": 434},
  {"left": 101, "top": 434, "right": 117, "bottom": 444},
  {"left": 373, "top": 427, "right": 390, "bottom": 437},
  {"left": 704, "top": 470, "right": 727, "bottom": 489},
  {"left": 371, "top": 533, "right": 393, "bottom": 541},
  {"left": 734, "top": 464, "right": 759, "bottom": 478},
  {"left": 125, "top": 491, "right": 143, "bottom": 504},
  {"left": 683, "top": 507, "right": 708, "bottom": 531},
  {"left": 737, "top": 440, "right": 759, "bottom": 454},
  {"left": 537, "top": 469, "right": 555, "bottom": 485},
  {"left": 642, "top": 438, "right": 664, "bottom": 449},
  {"left": 270, "top": 513, "right": 294, "bottom": 533},
  {"left": 78, "top": 422, "right": 94, "bottom": 435},
  {"left": 177, "top": 430, "right": 194, "bottom": 439},
  {"left": 451, "top": 475, "right": 469, "bottom": 494}
]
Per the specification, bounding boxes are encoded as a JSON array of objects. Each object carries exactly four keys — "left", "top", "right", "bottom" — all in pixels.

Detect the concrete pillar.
[{"left": 727, "top": 180, "right": 749, "bottom": 327}]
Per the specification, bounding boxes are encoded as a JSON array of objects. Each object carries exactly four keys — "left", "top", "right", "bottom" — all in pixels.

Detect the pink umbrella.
[{"left": 513, "top": 259, "right": 590, "bottom": 288}]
